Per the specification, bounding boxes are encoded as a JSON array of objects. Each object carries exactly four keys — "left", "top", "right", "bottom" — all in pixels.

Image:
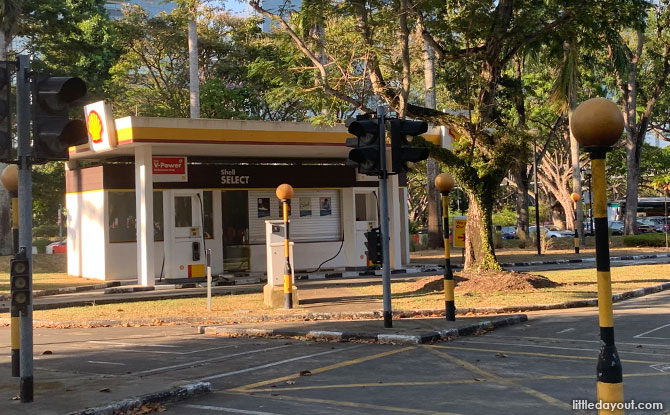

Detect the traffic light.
[
  {"left": 10, "top": 249, "right": 30, "bottom": 314},
  {"left": 364, "top": 227, "right": 382, "bottom": 265},
  {"left": 32, "top": 74, "right": 88, "bottom": 161},
  {"left": 0, "top": 62, "right": 11, "bottom": 161},
  {"left": 390, "top": 119, "right": 429, "bottom": 173},
  {"left": 346, "top": 118, "right": 381, "bottom": 176}
]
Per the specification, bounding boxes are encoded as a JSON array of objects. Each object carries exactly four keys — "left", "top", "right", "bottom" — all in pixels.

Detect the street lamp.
[
  {"left": 435, "top": 172, "right": 456, "bottom": 321},
  {"left": 570, "top": 192, "right": 581, "bottom": 254},
  {"left": 571, "top": 97, "right": 624, "bottom": 414},
  {"left": 276, "top": 183, "right": 294, "bottom": 309}
]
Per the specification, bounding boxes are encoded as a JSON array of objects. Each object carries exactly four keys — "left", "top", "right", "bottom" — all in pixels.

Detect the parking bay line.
[
  {"left": 230, "top": 346, "right": 414, "bottom": 393},
  {"left": 453, "top": 339, "right": 670, "bottom": 358},
  {"left": 634, "top": 323, "right": 670, "bottom": 339},
  {"left": 87, "top": 360, "right": 126, "bottom": 366},
  {"left": 429, "top": 344, "right": 665, "bottom": 364},
  {"left": 201, "top": 345, "right": 366, "bottom": 382},
  {"left": 484, "top": 334, "right": 670, "bottom": 349},
  {"left": 135, "top": 344, "right": 290, "bottom": 376},
  {"left": 85, "top": 342, "right": 238, "bottom": 355},
  {"left": 183, "top": 404, "right": 285, "bottom": 415}
]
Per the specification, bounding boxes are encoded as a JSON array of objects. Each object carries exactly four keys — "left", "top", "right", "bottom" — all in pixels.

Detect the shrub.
[
  {"left": 33, "top": 224, "right": 60, "bottom": 238},
  {"left": 32, "top": 238, "right": 51, "bottom": 254},
  {"left": 623, "top": 233, "right": 667, "bottom": 247}
]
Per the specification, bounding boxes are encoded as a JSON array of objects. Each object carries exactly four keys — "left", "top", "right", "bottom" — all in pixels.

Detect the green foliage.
[
  {"left": 32, "top": 237, "right": 51, "bottom": 254},
  {"left": 32, "top": 162, "right": 64, "bottom": 227},
  {"left": 33, "top": 224, "right": 60, "bottom": 238},
  {"left": 623, "top": 233, "right": 668, "bottom": 247},
  {"left": 492, "top": 207, "right": 517, "bottom": 226},
  {"left": 607, "top": 143, "right": 670, "bottom": 199}
]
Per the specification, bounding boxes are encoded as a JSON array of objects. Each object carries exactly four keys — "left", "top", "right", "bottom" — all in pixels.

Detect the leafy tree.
[{"left": 250, "top": 0, "right": 644, "bottom": 270}]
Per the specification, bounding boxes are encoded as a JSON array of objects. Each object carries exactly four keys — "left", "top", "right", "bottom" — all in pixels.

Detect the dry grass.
[
  {"left": 3, "top": 293, "right": 301, "bottom": 323},
  {"left": 0, "top": 254, "right": 100, "bottom": 294},
  {"left": 351, "top": 263, "right": 670, "bottom": 310},
  {"left": 411, "top": 245, "right": 670, "bottom": 266}
]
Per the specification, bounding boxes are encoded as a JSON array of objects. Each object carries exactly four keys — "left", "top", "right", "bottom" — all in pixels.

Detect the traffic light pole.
[
  {"left": 376, "top": 106, "right": 393, "bottom": 328},
  {"left": 16, "top": 55, "right": 34, "bottom": 403}
]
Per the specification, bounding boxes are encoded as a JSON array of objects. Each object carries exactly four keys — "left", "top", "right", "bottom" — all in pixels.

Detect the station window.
[{"left": 108, "top": 191, "right": 164, "bottom": 243}]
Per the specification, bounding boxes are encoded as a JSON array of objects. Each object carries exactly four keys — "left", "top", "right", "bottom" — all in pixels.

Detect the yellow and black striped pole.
[
  {"left": 2, "top": 164, "right": 20, "bottom": 377},
  {"left": 570, "top": 192, "right": 581, "bottom": 254},
  {"left": 571, "top": 98, "right": 624, "bottom": 414},
  {"left": 276, "top": 184, "right": 294, "bottom": 309},
  {"left": 435, "top": 173, "right": 456, "bottom": 321}
]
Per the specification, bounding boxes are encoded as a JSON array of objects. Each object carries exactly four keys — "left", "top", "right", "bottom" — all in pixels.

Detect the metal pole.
[
  {"left": 574, "top": 200, "right": 580, "bottom": 254},
  {"left": 282, "top": 199, "right": 292, "bottom": 309},
  {"left": 533, "top": 136, "right": 541, "bottom": 255},
  {"left": 441, "top": 190, "right": 455, "bottom": 321},
  {"left": 10, "top": 188, "right": 19, "bottom": 377},
  {"left": 16, "top": 55, "right": 34, "bottom": 403},
  {"left": 589, "top": 172, "right": 594, "bottom": 235},
  {"left": 589, "top": 148, "right": 623, "bottom": 414},
  {"left": 377, "top": 106, "right": 392, "bottom": 328},
  {"left": 206, "top": 248, "right": 212, "bottom": 312},
  {"left": 664, "top": 190, "right": 668, "bottom": 249},
  {"left": 58, "top": 203, "right": 62, "bottom": 240}
]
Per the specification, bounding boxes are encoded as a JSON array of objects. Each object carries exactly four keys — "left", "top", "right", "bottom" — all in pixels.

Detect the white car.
[{"left": 529, "top": 225, "right": 574, "bottom": 238}]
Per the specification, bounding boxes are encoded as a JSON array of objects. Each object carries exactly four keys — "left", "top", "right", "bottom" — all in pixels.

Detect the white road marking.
[
  {"left": 634, "top": 323, "right": 670, "bottom": 339},
  {"left": 454, "top": 339, "right": 670, "bottom": 357},
  {"left": 135, "top": 344, "right": 290, "bottom": 376},
  {"left": 85, "top": 341, "right": 237, "bottom": 355},
  {"left": 199, "top": 345, "right": 362, "bottom": 381},
  {"left": 650, "top": 364, "right": 670, "bottom": 372},
  {"left": 485, "top": 334, "right": 670, "bottom": 349},
  {"left": 87, "top": 360, "right": 126, "bottom": 366},
  {"left": 183, "top": 404, "right": 284, "bottom": 415},
  {"left": 88, "top": 340, "right": 180, "bottom": 348},
  {"left": 556, "top": 328, "right": 575, "bottom": 334}
]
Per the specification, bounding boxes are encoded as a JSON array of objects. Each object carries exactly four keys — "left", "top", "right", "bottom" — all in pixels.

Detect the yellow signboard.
[{"left": 453, "top": 216, "right": 466, "bottom": 248}]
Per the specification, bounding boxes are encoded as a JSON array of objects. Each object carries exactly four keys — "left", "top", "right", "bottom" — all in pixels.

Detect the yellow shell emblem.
[{"left": 87, "top": 111, "right": 104, "bottom": 143}]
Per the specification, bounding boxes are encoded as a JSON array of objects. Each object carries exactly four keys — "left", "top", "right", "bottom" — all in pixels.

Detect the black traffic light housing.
[
  {"left": 32, "top": 74, "right": 88, "bottom": 161},
  {"left": 0, "top": 62, "right": 11, "bottom": 161},
  {"left": 364, "top": 227, "right": 382, "bottom": 265},
  {"left": 346, "top": 118, "right": 381, "bottom": 176},
  {"left": 10, "top": 248, "right": 30, "bottom": 314},
  {"left": 390, "top": 119, "right": 429, "bottom": 173}
]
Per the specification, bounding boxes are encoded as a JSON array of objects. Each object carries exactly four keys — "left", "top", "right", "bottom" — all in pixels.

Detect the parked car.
[
  {"left": 529, "top": 225, "right": 573, "bottom": 238},
  {"left": 635, "top": 219, "right": 657, "bottom": 233},
  {"left": 639, "top": 216, "right": 669, "bottom": 233},
  {"left": 501, "top": 226, "right": 517, "bottom": 239},
  {"left": 608, "top": 221, "right": 624, "bottom": 235}
]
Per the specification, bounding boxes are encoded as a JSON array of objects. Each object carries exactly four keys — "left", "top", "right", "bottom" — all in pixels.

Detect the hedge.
[{"left": 623, "top": 232, "right": 668, "bottom": 247}]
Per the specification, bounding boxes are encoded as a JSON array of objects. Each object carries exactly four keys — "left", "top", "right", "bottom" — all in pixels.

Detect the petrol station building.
[{"left": 65, "top": 102, "right": 451, "bottom": 286}]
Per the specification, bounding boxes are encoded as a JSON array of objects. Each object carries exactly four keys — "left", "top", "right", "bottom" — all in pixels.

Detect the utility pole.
[{"left": 16, "top": 54, "right": 34, "bottom": 402}]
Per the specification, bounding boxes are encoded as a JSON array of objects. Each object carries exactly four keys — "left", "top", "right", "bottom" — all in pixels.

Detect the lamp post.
[
  {"left": 1, "top": 164, "right": 20, "bottom": 378},
  {"left": 571, "top": 97, "right": 624, "bottom": 414},
  {"left": 664, "top": 184, "right": 669, "bottom": 249},
  {"left": 584, "top": 167, "right": 594, "bottom": 235},
  {"left": 570, "top": 192, "right": 581, "bottom": 254},
  {"left": 276, "top": 183, "right": 294, "bottom": 309},
  {"left": 532, "top": 134, "right": 542, "bottom": 255},
  {"left": 435, "top": 173, "right": 456, "bottom": 321}
]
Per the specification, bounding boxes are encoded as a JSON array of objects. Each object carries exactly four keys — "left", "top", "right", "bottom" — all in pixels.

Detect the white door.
[{"left": 165, "top": 190, "right": 205, "bottom": 279}]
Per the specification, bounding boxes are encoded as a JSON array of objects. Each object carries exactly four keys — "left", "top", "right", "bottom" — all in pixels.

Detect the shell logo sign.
[
  {"left": 83, "top": 101, "right": 117, "bottom": 152},
  {"left": 87, "top": 111, "right": 104, "bottom": 144}
]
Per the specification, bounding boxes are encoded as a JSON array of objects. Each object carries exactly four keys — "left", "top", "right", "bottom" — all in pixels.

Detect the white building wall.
[{"left": 66, "top": 190, "right": 106, "bottom": 280}]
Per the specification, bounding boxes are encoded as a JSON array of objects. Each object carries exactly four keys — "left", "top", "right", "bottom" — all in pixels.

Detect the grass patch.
[
  {"left": 0, "top": 254, "right": 98, "bottom": 294},
  {"left": 351, "top": 264, "right": 670, "bottom": 310}
]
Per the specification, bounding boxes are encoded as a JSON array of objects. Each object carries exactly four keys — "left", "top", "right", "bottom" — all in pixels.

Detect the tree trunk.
[
  {"left": 423, "top": 41, "right": 442, "bottom": 249},
  {"left": 464, "top": 193, "right": 499, "bottom": 270},
  {"left": 510, "top": 167, "right": 529, "bottom": 247},
  {"left": 188, "top": 17, "right": 200, "bottom": 118},
  {"left": 568, "top": 103, "right": 584, "bottom": 243},
  {"left": 551, "top": 201, "right": 566, "bottom": 229},
  {"left": 624, "top": 134, "right": 643, "bottom": 234}
]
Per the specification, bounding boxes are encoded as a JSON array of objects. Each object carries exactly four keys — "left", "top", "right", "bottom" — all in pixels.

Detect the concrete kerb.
[
  {"left": 65, "top": 381, "right": 211, "bottom": 415},
  {"left": 0, "top": 281, "right": 127, "bottom": 302},
  {"left": 201, "top": 314, "right": 529, "bottom": 345}
]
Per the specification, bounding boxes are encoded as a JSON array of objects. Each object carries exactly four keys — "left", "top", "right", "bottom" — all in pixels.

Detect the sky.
[{"left": 220, "top": 0, "right": 250, "bottom": 16}]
